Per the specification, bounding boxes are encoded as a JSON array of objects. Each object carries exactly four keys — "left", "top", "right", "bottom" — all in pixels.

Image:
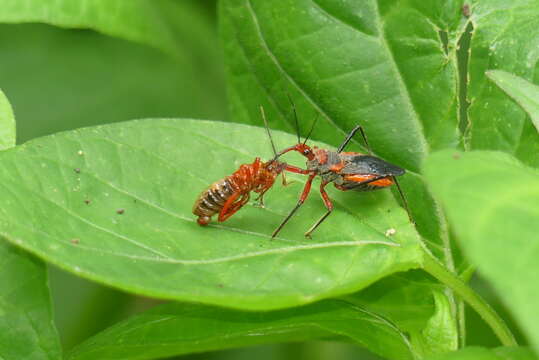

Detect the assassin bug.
[
  {"left": 271, "top": 101, "right": 411, "bottom": 238},
  {"left": 192, "top": 107, "right": 307, "bottom": 226}
]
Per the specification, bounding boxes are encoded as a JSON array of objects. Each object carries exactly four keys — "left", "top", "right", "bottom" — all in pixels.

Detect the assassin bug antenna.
[
  {"left": 303, "top": 113, "right": 319, "bottom": 146},
  {"left": 286, "top": 93, "right": 302, "bottom": 144}
]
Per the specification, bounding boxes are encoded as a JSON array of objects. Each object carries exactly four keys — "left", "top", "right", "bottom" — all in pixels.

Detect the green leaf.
[
  {"left": 0, "top": 88, "right": 15, "bottom": 150},
  {"left": 0, "top": 23, "right": 225, "bottom": 143},
  {"left": 0, "top": 93, "right": 61, "bottom": 360},
  {"left": 0, "top": 242, "right": 62, "bottom": 360},
  {"left": 413, "top": 291, "right": 458, "bottom": 356},
  {"left": 219, "top": 0, "right": 463, "bottom": 275},
  {"left": 424, "top": 150, "right": 539, "bottom": 352},
  {"left": 0, "top": 0, "right": 217, "bottom": 59},
  {"left": 467, "top": 1, "right": 539, "bottom": 167},
  {"left": 425, "top": 346, "right": 537, "bottom": 360},
  {"left": 486, "top": 70, "right": 539, "bottom": 134},
  {"left": 0, "top": 119, "right": 422, "bottom": 311},
  {"left": 348, "top": 271, "right": 457, "bottom": 358},
  {"left": 68, "top": 299, "right": 415, "bottom": 360}
]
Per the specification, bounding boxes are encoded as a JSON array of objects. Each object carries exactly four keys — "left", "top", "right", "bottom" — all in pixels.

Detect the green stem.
[{"left": 421, "top": 248, "right": 517, "bottom": 347}]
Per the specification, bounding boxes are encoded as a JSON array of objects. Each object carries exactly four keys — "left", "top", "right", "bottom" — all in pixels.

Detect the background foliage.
[{"left": 0, "top": 1, "right": 537, "bottom": 360}]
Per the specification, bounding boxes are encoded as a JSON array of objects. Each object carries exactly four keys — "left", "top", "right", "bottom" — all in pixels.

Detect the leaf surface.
[
  {"left": 0, "top": 88, "right": 15, "bottom": 150},
  {"left": 0, "top": 90, "right": 61, "bottom": 360},
  {"left": 424, "top": 150, "right": 539, "bottom": 352},
  {"left": 0, "top": 0, "right": 217, "bottom": 59},
  {"left": 426, "top": 346, "right": 537, "bottom": 360},
  {"left": 486, "top": 70, "right": 539, "bottom": 134},
  {"left": 467, "top": 0, "right": 539, "bottom": 167},
  {"left": 68, "top": 299, "right": 415, "bottom": 360},
  {"left": 0, "top": 119, "right": 422, "bottom": 311}
]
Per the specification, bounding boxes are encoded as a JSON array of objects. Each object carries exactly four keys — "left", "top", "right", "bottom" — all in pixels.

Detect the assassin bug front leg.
[{"left": 271, "top": 101, "right": 412, "bottom": 238}]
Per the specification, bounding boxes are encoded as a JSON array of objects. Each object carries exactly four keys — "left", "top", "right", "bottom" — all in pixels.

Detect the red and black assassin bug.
[
  {"left": 271, "top": 103, "right": 411, "bottom": 238},
  {"left": 192, "top": 107, "right": 307, "bottom": 226}
]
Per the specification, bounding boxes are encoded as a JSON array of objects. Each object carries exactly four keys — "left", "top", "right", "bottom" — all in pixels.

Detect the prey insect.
[
  {"left": 271, "top": 101, "right": 411, "bottom": 238},
  {"left": 192, "top": 107, "right": 306, "bottom": 226}
]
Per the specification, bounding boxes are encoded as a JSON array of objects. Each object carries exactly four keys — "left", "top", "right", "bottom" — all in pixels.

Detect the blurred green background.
[{"left": 0, "top": 1, "right": 524, "bottom": 359}]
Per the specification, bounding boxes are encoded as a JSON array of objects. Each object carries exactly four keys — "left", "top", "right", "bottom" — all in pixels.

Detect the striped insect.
[
  {"left": 271, "top": 102, "right": 411, "bottom": 238},
  {"left": 192, "top": 107, "right": 307, "bottom": 226}
]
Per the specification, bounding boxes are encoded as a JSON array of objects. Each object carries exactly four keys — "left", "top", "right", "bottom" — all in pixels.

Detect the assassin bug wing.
[{"left": 341, "top": 155, "right": 405, "bottom": 177}]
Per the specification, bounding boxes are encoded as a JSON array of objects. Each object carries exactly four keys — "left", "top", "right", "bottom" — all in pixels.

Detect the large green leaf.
[
  {"left": 0, "top": 0, "right": 217, "bottom": 59},
  {"left": 425, "top": 346, "right": 537, "bottom": 360},
  {"left": 467, "top": 0, "right": 539, "bottom": 167},
  {"left": 424, "top": 150, "right": 539, "bottom": 351},
  {"left": 486, "top": 70, "right": 539, "bottom": 134},
  {"left": 0, "top": 88, "right": 15, "bottom": 150},
  {"left": 219, "top": 1, "right": 466, "bottom": 350},
  {"left": 0, "top": 91, "right": 61, "bottom": 360},
  {"left": 0, "top": 119, "right": 422, "bottom": 311},
  {"left": 67, "top": 299, "right": 415, "bottom": 360},
  {"left": 219, "top": 0, "right": 465, "bottom": 279}
]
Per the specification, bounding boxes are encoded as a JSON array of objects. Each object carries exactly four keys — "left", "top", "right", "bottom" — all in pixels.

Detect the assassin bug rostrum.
[
  {"left": 192, "top": 107, "right": 307, "bottom": 226},
  {"left": 271, "top": 102, "right": 412, "bottom": 238}
]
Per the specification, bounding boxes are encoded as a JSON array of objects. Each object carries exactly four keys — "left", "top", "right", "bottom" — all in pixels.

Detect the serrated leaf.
[
  {"left": 0, "top": 119, "right": 422, "bottom": 311},
  {"left": 67, "top": 299, "right": 416, "bottom": 360},
  {"left": 425, "top": 346, "right": 537, "bottom": 360},
  {"left": 0, "top": 0, "right": 217, "bottom": 59},
  {"left": 467, "top": 0, "right": 539, "bottom": 167},
  {"left": 0, "top": 88, "right": 15, "bottom": 150},
  {"left": 424, "top": 150, "right": 539, "bottom": 352},
  {"left": 219, "top": 0, "right": 463, "bottom": 275},
  {"left": 486, "top": 70, "right": 539, "bottom": 134}
]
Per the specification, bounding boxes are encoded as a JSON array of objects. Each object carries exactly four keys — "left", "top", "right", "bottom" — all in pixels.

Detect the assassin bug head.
[{"left": 274, "top": 95, "right": 319, "bottom": 161}]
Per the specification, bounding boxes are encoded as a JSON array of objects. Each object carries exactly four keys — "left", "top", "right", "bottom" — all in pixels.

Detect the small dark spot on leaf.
[
  {"left": 84, "top": 199, "right": 91, "bottom": 205},
  {"left": 387, "top": 209, "right": 391, "bottom": 213},
  {"left": 116, "top": 209, "right": 125, "bottom": 215},
  {"left": 462, "top": 4, "right": 471, "bottom": 17},
  {"left": 452, "top": 153, "right": 461, "bottom": 160},
  {"left": 217, "top": 284, "right": 224, "bottom": 288},
  {"left": 71, "top": 238, "right": 80, "bottom": 244},
  {"left": 74, "top": 168, "right": 81, "bottom": 173}
]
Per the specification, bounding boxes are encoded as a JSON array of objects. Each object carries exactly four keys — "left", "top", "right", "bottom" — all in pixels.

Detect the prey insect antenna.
[
  {"left": 303, "top": 113, "right": 319, "bottom": 145},
  {"left": 393, "top": 177, "right": 414, "bottom": 224},
  {"left": 260, "top": 105, "right": 278, "bottom": 158},
  {"left": 286, "top": 93, "right": 301, "bottom": 144}
]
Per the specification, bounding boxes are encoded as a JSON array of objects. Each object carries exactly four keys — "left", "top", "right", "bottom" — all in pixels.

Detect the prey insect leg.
[
  {"left": 304, "top": 181, "right": 333, "bottom": 238},
  {"left": 218, "top": 193, "right": 250, "bottom": 222},
  {"left": 271, "top": 173, "right": 316, "bottom": 238}
]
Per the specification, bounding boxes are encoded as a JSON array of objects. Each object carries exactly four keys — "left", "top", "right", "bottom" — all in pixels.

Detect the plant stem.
[{"left": 421, "top": 248, "right": 517, "bottom": 347}]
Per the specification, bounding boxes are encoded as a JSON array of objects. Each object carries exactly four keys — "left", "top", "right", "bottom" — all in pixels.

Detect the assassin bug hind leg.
[{"left": 304, "top": 181, "right": 334, "bottom": 238}]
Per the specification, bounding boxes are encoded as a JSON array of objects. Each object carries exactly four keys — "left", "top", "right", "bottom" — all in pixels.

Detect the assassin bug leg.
[
  {"left": 271, "top": 173, "right": 316, "bottom": 238},
  {"left": 304, "top": 181, "right": 334, "bottom": 238},
  {"left": 337, "top": 125, "right": 372, "bottom": 154}
]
